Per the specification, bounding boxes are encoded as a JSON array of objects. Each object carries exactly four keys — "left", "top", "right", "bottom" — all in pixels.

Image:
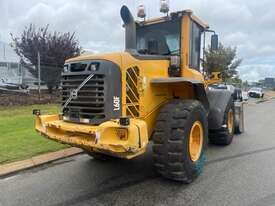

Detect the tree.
[
  {"left": 203, "top": 43, "right": 242, "bottom": 81},
  {"left": 227, "top": 75, "right": 242, "bottom": 87},
  {"left": 242, "top": 80, "right": 249, "bottom": 90},
  {"left": 11, "top": 24, "right": 81, "bottom": 93}
]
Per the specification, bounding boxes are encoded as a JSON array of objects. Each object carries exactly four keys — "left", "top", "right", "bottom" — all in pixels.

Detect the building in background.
[
  {"left": 258, "top": 79, "right": 264, "bottom": 87},
  {"left": 263, "top": 77, "right": 275, "bottom": 89},
  {"left": 255, "top": 77, "right": 275, "bottom": 89},
  {"left": 0, "top": 41, "right": 37, "bottom": 87}
]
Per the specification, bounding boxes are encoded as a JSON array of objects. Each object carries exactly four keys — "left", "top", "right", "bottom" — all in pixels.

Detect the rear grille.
[
  {"left": 61, "top": 74, "right": 106, "bottom": 123},
  {"left": 61, "top": 60, "right": 122, "bottom": 125}
]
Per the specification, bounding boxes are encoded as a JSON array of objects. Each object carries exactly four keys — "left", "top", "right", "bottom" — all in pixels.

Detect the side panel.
[
  {"left": 121, "top": 54, "right": 170, "bottom": 137},
  {"left": 151, "top": 80, "right": 209, "bottom": 112},
  {"left": 121, "top": 53, "right": 208, "bottom": 139}
]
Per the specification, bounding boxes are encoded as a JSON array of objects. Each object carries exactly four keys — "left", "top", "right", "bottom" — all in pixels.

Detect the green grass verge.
[{"left": 0, "top": 104, "right": 69, "bottom": 164}]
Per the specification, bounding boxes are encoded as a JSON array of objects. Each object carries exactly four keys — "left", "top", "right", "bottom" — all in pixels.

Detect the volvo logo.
[{"left": 70, "top": 89, "right": 78, "bottom": 100}]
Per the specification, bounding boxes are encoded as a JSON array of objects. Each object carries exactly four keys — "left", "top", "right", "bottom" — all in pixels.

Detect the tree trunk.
[{"left": 47, "top": 85, "right": 53, "bottom": 94}]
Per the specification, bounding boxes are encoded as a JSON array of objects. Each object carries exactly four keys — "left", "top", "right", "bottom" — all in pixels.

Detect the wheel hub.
[
  {"left": 227, "top": 109, "right": 234, "bottom": 134},
  {"left": 189, "top": 121, "right": 203, "bottom": 162}
]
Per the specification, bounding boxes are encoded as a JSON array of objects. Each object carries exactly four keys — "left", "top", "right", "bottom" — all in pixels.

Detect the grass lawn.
[{"left": 0, "top": 104, "right": 69, "bottom": 164}]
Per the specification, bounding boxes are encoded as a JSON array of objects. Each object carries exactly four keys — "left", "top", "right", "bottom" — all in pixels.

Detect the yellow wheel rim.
[
  {"left": 189, "top": 121, "right": 203, "bottom": 162},
  {"left": 227, "top": 109, "right": 234, "bottom": 134}
]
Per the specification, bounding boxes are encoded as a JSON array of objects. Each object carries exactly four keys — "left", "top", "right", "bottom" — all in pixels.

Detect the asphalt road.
[{"left": 1, "top": 99, "right": 275, "bottom": 206}]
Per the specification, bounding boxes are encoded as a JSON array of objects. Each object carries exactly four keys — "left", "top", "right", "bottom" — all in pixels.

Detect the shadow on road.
[{"left": 50, "top": 151, "right": 189, "bottom": 206}]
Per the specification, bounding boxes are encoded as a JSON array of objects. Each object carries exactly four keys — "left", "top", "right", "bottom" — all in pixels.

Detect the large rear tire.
[
  {"left": 152, "top": 100, "right": 208, "bottom": 183},
  {"left": 209, "top": 98, "right": 235, "bottom": 145}
]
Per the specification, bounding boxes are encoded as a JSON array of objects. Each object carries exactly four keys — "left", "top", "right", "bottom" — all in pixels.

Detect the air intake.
[{"left": 126, "top": 66, "right": 140, "bottom": 117}]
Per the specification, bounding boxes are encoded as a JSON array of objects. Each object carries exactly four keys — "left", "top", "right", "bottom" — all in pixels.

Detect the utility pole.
[
  {"left": 38, "top": 51, "right": 41, "bottom": 101},
  {"left": 3, "top": 44, "right": 5, "bottom": 60}
]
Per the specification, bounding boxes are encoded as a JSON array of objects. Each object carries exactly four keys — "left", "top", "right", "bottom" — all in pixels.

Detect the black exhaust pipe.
[{"left": 120, "top": 5, "right": 137, "bottom": 52}]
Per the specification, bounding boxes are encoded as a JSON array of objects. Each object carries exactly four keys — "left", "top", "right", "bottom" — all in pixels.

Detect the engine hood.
[{"left": 65, "top": 52, "right": 127, "bottom": 68}]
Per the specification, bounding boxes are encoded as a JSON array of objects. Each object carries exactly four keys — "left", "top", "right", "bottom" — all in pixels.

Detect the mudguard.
[
  {"left": 234, "top": 101, "right": 245, "bottom": 133},
  {"left": 207, "top": 89, "right": 233, "bottom": 130}
]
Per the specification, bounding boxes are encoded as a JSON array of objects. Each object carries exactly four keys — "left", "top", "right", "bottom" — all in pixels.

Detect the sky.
[{"left": 0, "top": 0, "right": 275, "bottom": 82}]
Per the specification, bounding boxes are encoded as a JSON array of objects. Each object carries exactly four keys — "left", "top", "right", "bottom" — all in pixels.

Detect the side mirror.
[{"left": 211, "top": 34, "right": 219, "bottom": 51}]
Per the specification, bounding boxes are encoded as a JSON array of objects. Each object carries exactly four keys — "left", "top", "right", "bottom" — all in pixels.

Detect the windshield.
[
  {"left": 250, "top": 87, "right": 261, "bottom": 91},
  {"left": 136, "top": 20, "right": 180, "bottom": 55}
]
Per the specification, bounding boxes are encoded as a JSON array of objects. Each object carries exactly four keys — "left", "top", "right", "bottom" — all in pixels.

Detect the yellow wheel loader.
[{"left": 34, "top": 5, "right": 244, "bottom": 183}]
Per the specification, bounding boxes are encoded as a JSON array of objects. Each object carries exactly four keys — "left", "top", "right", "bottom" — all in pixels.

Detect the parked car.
[{"left": 248, "top": 87, "right": 264, "bottom": 98}]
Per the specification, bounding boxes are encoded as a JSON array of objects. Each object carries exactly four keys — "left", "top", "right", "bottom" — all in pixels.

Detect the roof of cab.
[{"left": 136, "top": 9, "right": 209, "bottom": 30}]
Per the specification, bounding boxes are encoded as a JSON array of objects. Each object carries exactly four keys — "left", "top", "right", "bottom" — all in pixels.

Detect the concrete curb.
[{"left": 0, "top": 147, "right": 83, "bottom": 177}]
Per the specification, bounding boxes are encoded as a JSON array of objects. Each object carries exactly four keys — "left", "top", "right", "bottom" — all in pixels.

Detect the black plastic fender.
[
  {"left": 206, "top": 89, "right": 233, "bottom": 130},
  {"left": 234, "top": 101, "right": 245, "bottom": 133}
]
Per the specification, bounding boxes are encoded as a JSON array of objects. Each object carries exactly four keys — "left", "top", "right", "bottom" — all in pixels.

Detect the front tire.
[{"left": 152, "top": 100, "right": 208, "bottom": 183}]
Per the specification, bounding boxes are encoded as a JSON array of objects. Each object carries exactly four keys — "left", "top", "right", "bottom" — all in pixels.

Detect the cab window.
[
  {"left": 136, "top": 20, "right": 181, "bottom": 56},
  {"left": 189, "top": 21, "right": 202, "bottom": 70}
]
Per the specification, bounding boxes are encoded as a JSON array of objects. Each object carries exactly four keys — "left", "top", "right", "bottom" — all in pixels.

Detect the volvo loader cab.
[{"left": 34, "top": 4, "right": 244, "bottom": 183}]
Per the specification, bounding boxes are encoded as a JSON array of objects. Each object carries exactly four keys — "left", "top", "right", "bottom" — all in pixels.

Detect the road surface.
[{"left": 1, "top": 99, "right": 275, "bottom": 206}]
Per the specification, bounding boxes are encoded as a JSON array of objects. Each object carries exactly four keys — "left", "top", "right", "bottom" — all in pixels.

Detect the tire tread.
[{"left": 152, "top": 99, "right": 207, "bottom": 183}]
